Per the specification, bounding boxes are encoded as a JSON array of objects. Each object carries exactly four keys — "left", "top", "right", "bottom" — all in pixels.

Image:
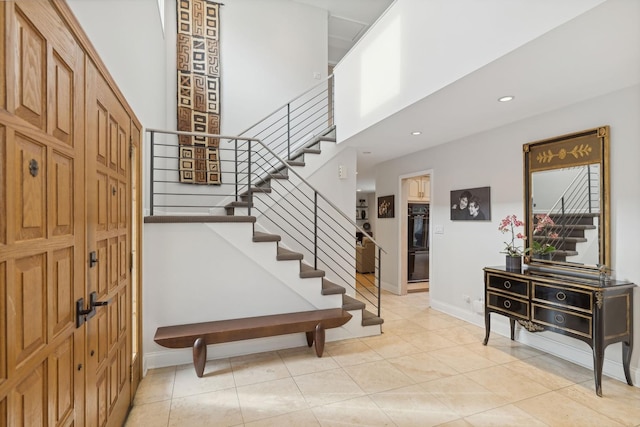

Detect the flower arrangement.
[
  {"left": 530, "top": 214, "right": 559, "bottom": 255},
  {"left": 498, "top": 215, "right": 526, "bottom": 257}
]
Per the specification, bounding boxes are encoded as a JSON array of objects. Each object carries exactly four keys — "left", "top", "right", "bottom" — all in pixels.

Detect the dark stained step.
[
  {"left": 548, "top": 224, "right": 596, "bottom": 238},
  {"left": 144, "top": 215, "right": 255, "bottom": 224},
  {"left": 317, "top": 136, "right": 336, "bottom": 143},
  {"left": 225, "top": 201, "right": 253, "bottom": 216},
  {"left": 342, "top": 295, "right": 365, "bottom": 311},
  {"left": 300, "top": 262, "right": 325, "bottom": 278},
  {"left": 240, "top": 186, "right": 272, "bottom": 197},
  {"left": 549, "top": 213, "right": 599, "bottom": 225},
  {"left": 253, "top": 232, "right": 281, "bottom": 243},
  {"left": 290, "top": 147, "right": 322, "bottom": 163},
  {"left": 362, "top": 310, "right": 384, "bottom": 326},
  {"left": 321, "top": 278, "right": 345, "bottom": 295},
  {"left": 276, "top": 247, "right": 304, "bottom": 261}
]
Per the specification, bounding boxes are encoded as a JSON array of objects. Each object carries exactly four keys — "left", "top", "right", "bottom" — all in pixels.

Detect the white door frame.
[{"left": 398, "top": 169, "right": 433, "bottom": 295}]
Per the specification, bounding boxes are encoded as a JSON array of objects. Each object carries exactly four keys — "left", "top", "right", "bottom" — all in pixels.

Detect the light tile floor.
[{"left": 125, "top": 289, "right": 640, "bottom": 426}]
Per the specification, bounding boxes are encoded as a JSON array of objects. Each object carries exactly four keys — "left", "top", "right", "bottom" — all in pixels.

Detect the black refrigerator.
[{"left": 408, "top": 203, "right": 429, "bottom": 282}]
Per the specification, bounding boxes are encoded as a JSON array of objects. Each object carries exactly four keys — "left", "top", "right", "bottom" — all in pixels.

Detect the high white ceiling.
[
  {"left": 295, "top": 1, "right": 640, "bottom": 193},
  {"left": 351, "top": 0, "right": 639, "bottom": 192},
  {"left": 293, "top": 0, "right": 394, "bottom": 64}
]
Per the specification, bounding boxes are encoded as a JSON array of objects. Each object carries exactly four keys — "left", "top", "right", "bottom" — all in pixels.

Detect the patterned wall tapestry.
[{"left": 177, "top": 0, "right": 222, "bottom": 184}]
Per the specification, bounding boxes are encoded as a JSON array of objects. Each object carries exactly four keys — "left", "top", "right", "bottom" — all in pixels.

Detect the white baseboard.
[{"left": 429, "top": 299, "right": 639, "bottom": 388}]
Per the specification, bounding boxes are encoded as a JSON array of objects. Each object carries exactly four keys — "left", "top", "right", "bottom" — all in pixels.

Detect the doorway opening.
[{"left": 401, "top": 173, "right": 431, "bottom": 293}]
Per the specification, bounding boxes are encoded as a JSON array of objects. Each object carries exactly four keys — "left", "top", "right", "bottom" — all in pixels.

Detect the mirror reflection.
[
  {"left": 531, "top": 165, "right": 600, "bottom": 265},
  {"left": 524, "top": 126, "right": 610, "bottom": 272}
]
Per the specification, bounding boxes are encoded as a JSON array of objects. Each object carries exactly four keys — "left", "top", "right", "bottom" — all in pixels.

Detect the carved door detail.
[
  {"left": 85, "top": 60, "right": 132, "bottom": 426},
  {"left": 0, "top": 1, "right": 136, "bottom": 426},
  {"left": 1, "top": 1, "right": 86, "bottom": 425}
]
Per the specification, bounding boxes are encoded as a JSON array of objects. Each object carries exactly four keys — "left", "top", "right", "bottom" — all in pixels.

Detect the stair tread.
[
  {"left": 549, "top": 224, "right": 597, "bottom": 230},
  {"left": 276, "top": 247, "right": 304, "bottom": 261},
  {"left": 144, "top": 215, "right": 256, "bottom": 223},
  {"left": 321, "top": 279, "right": 345, "bottom": 295},
  {"left": 362, "top": 310, "right": 384, "bottom": 326},
  {"left": 241, "top": 186, "right": 272, "bottom": 196},
  {"left": 552, "top": 250, "right": 579, "bottom": 256},
  {"left": 253, "top": 232, "right": 281, "bottom": 242},
  {"left": 286, "top": 160, "right": 306, "bottom": 167},
  {"left": 300, "top": 262, "right": 325, "bottom": 278},
  {"left": 534, "top": 236, "right": 588, "bottom": 242},
  {"left": 342, "top": 295, "right": 365, "bottom": 311},
  {"left": 226, "top": 201, "right": 252, "bottom": 207}
]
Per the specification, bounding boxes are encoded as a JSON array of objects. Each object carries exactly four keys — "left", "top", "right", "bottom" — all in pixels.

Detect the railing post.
[
  {"left": 314, "top": 192, "right": 318, "bottom": 269},
  {"left": 149, "top": 131, "right": 155, "bottom": 216},
  {"left": 234, "top": 139, "right": 239, "bottom": 202},
  {"left": 587, "top": 165, "right": 593, "bottom": 213},
  {"left": 287, "top": 103, "right": 291, "bottom": 160},
  {"left": 377, "top": 247, "right": 381, "bottom": 318},
  {"left": 247, "top": 140, "right": 252, "bottom": 216}
]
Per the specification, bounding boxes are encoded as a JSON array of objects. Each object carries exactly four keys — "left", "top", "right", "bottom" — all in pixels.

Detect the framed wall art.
[
  {"left": 377, "top": 195, "right": 395, "bottom": 218},
  {"left": 450, "top": 186, "right": 491, "bottom": 221}
]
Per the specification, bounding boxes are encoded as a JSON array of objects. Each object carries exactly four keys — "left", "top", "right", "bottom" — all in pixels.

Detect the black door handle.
[
  {"left": 76, "top": 292, "right": 112, "bottom": 327},
  {"left": 90, "top": 291, "right": 111, "bottom": 308}
]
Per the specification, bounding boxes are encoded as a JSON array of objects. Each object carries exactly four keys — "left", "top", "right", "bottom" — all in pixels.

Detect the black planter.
[{"left": 505, "top": 256, "right": 522, "bottom": 271}]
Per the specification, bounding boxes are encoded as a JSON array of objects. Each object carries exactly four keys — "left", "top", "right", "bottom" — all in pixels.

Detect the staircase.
[
  {"left": 532, "top": 164, "right": 601, "bottom": 264},
  {"left": 144, "top": 76, "right": 383, "bottom": 362}
]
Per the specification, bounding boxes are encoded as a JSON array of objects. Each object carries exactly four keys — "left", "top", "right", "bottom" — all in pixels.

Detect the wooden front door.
[
  {"left": 0, "top": 1, "right": 139, "bottom": 425},
  {"left": 84, "top": 58, "right": 132, "bottom": 427}
]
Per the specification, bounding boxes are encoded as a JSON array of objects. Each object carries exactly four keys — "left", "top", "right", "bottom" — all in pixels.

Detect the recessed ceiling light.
[
  {"left": 411, "top": 131, "right": 422, "bottom": 136},
  {"left": 356, "top": 188, "right": 362, "bottom": 192},
  {"left": 498, "top": 95, "right": 514, "bottom": 102}
]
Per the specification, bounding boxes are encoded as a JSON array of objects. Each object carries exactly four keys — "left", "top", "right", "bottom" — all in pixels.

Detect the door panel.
[
  {"left": 50, "top": 247, "right": 74, "bottom": 338},
  {"left": 12, "top": 361, "right": 47, "bottom": 426},
  {"left": 48, "top": 337, "right": 74, "bottom": 425},
  {"left": 51, "top": 151, "right": 74, "bottom": 237},
  {"left": 1, "top": 1, "right": 79, "bottom": 426},
  {"left": 0, "top": 262, "right": 6, "bottom": 386},
  {"left": 12, "top": 253, "right": 47, "bottom": 368},
  {"left": 14, "top": 134, "right": 47, "bottom": 241},
  {"left": 1, "top": 2, "right": 138, "bottom": 425},
  {"left": 13, "top": 10, "right": 47, "bottom": 130},
  {"left": 86, "top": 58, "right": 131, "bottom": 427}
]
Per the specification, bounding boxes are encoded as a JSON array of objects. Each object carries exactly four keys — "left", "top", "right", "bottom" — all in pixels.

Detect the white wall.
[
  {"left": 333, "top": 0, "right": 605, "bottom": 143},
  {"left": 164, "top": 0, "right": 329, "bottom": 135},
  {"left": 374, "top": 85, "right": 640, "bottom": 381},
  {"left": 67, "top": 0, "right": 167, "bottom": 129}
]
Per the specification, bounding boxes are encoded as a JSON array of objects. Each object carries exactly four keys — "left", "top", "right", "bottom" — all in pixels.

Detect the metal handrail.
[
  {"left": 236, "top": 75, "right": 334, "bottom": 138},
  {"left": 145, "top": 127, "right": 384, "bottom": 316}
]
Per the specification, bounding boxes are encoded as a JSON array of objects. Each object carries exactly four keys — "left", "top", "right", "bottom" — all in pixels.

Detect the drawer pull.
[
  {"left": 503, "top": 300, "right": 512, "bottom": 309},
  {"left": 554, "top": 314, "right": 565, "bottom": 324},
  {"left": 556, "top": 292, "right": 567, "bottom": 301},
  {"left": 504, "top": 281, "right": 512, "bottom": 289}
]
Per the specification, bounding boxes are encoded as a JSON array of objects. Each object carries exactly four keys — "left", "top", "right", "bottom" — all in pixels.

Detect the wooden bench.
[{"left": 154, "top": 308, "right": 352, "bottom": 377}]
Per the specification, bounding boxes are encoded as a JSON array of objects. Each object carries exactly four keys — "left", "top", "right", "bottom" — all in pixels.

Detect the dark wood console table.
[{"left": 483, "top": 265, "right": 635, "bottom": 396}]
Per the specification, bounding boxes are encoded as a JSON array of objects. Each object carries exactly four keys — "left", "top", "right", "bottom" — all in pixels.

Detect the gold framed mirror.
[{"left": 523, "top": 126, "right": 610, "bottom": 273}]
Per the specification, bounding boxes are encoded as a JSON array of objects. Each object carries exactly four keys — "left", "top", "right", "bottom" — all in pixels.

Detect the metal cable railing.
[
  {"left": 145, "top": 75, "right": 386, "bottom": 316},
  {"left": 146, "top": 128, "right": 383, "bottom": 316},
  {"left": 534, "top": 166, "right": 600, "bottom": 262}
]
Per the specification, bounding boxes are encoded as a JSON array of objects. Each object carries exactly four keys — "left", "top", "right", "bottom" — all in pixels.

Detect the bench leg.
[
  {"left": 193, "top": 337, "right": 206, "bottom": 378},
  {"left": 314, "top": 323, "right": 325, "bottom": 357},
  {"left": 305, "top": 331, "right": 314, "bottom": 347}
]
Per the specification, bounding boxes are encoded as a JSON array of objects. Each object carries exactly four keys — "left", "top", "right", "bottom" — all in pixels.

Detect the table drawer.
[
  {"left": 533, "top": 283, "right": 592, "bottom": 313},
  {"left": 487, "top": 291, "right": 528, "bottom": 319},
  {"left": 487, "top": 274, "right": 528, "bottom": 297},
  {"left": 532, "top": 304, "right": 592, "bottom": 338}
]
